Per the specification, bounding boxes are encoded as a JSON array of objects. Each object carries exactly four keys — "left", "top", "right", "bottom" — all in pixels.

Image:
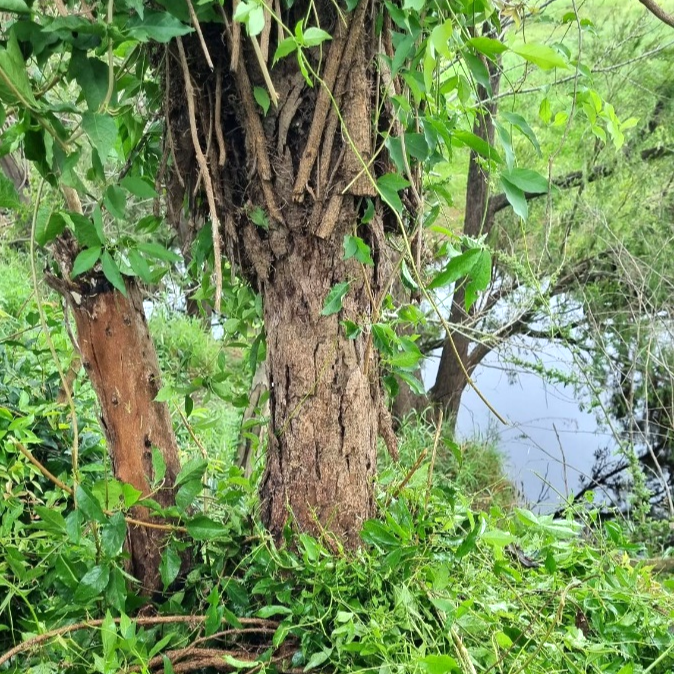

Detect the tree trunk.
[
  {"left": 164, "top": 2, "right": 402, "bottom": 546},
  {"left": 259, "top": 227, "right": 379, "bottom": 548},
  {"left": 48, "top": 234, "right": 181, "bottom": 594},
  {"left": 430, "top": 54, "right": 501, "bottom": 426}
]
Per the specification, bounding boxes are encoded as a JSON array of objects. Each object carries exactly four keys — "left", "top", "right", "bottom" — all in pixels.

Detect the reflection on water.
[{"left": 422, "top": 337, "right": 617, "bottom": 511}]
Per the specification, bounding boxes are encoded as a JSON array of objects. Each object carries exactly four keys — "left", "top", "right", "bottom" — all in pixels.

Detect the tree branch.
[{"left": 638, "top": 0, "right": 674, "bottom": 28}]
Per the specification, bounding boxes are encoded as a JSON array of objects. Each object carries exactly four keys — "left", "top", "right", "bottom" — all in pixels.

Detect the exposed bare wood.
[
  {"left": 186, "top": 0, "right": 214, "bottom": 69},
  {"left": 260, "top": 6, "right": 271, "bottom": 63},
  {"left": 276, "top": 73, "right": 305, "bottom": 154},
  {"left": 235, "top": 61, "right": 284, "bottom": 221},
  {"left": 230, "top": 0, "right": 241, "bottom": 71},
  {"left": 314, "top": 0, "right": 375, "bottom": 201},
  {"left": 342, "top": 35, "right": 375, "bottom": 195},
  {"left": 214, "top": 64, "right": 227, "bottom": 166},
  {"left": 250, "top": 35, "right": 279, "bottom": 107}
]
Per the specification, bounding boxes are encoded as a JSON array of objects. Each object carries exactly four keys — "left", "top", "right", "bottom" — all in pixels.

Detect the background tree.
[{"left": 417, "top": 3, "right": 674, "bottom": 440}]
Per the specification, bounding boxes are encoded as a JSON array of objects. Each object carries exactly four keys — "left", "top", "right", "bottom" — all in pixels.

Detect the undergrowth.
[
  {"left": 392, "top": 414, "right": 519, "bottom": 512},
  {"left": 2, "top": 245, "right": 674, "bottom": 673},
  {"left": 1, "top": 456, "right": 673, "bottom": 673}
]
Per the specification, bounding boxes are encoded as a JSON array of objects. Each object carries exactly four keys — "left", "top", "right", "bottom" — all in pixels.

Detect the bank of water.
[{"left": 422, "top": 336, "right": 619, "bottom": 511}]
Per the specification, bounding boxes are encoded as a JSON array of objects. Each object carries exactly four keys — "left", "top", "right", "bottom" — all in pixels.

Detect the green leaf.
[
  {"left": 428, "top": 248, "right": 481, "bottom": 290},
  {"left": 104, "top": 185, "right": 127, "bottom": 220},
  {"left": 453, "top": 130, "right": 502, "bottom": 163},
  {"left": 101, "top": 250, "right": 127, "bottom": 295},
  {"left": 187, "top": 515, "right": 228, "bottom": 541},
  {"left": 33, "top": 506, "right": 66, "bottom": 532},
  {"left": 361, "top": 519, "right": 399, "bottom": 548},
  {"left": 0, "top": 173, "right": 21, "bottom": 209},
  {"left": 159, "top": 545, "right": 181, "bottom": 588},
  {"left": 321, "top": 281, "right": 350, "bottom": 316},
  {"left": 392, "top": 34, "right": 415, "bottom": 76},
  {"left": 468, "top": 36, "right": 508, "bottom": 58},
  {"left": 127, "top": 10, "right": 193, "bottom": 42},
  {"left": 501, "top": 168, "right": 549, "bottom": 194},
  {"left": 0, "top": 0, "right": 30, "bottom": 12},
  {"left": 121, "top": 176, "right": 158, "bottom": 199},
  {"left": 273, "top": 37, "right": 297, "bottom": 63},
  {"left": 253, "top": 87, "right": 270, "bottom": 114},
  {"left": 343, "top": 235, "right": 374, "bottom": 266},
  {"left": 101, "top": 610, "right": 117, "bottom": 659},
  {"left": 421, "top": 655, "right": 459, "bottom": 674},
  {"left": 464, "top": 52, "right": 491, "bottom": 95},
  {"left": 122, "top": 483, "right": 142, "bottom": 508},
  {"left": 249, "top": 205, "right": 269, "bottom": 230},
  {"left": 71, "top": 246, "right": 101, "bottom": 278},
  {"left": 247, "top": 5, "right": 265, "bottom": 36},
  {"left": 76, "top": 485, "right": 106, "bottom": 523},
  {"left": 377, "top": 173, "right": 410, "bottom": 213},
  {"left": 176, "top": 479, "right": 203, "bottom": 511},
  {"left": 341, "top": 319, "right": 362, "bottom": 339},
  {"left": 151, "top": 446, "right": 167, "bottom": 487},
  {"left": 75, "top": 565, "right": 110, "bottom": 601},
  {"left": 106, "top": 568, "right": 127, "bottom": 611},
  {"left": 302, "top": 27, "right": 332, "bottom": 47},
  {"left": 81, "top": 112, "right": 117, "bottom": 161},
  {"left": 388, "top": 348, "right": 422, "bottom": 370},
  {"left": 223, "top": 655, "right": 258, "bottom": 670},
  {"left": 128, "top": 248, "right": 154, "bottom": 284},
  {"left": 456, "top": 517, "right": 485, "bottom": 558},
  {"left": 36, "top": 212, "right": 67, "bottom": 246},
  {"left": 101, "top": 512, "right": 127, "bottom": 558},
  {"left": 175, "top": 457, "right": 208, "bottom": 487},
  {"left": 405, "top": 132, "right": 429, "bottom": 161},
  {"left": 430, "top": 19, "right": 453, "bottom": 58},
  {"left": 501, "top": 111, "right": 541, "bottom": 155},
  {"left": 136, "top": 242, "right": 181, "bottom": 263},
  {"left": 500, "top": 176, "right": 528, "bottom": 220},
  {"left": 539, "top": 97, "right": 552, "bottom": 124},
  {"left": 256, "top": 605, "right": 292, "bottom": 618},
  {"left": 304, "top": 649, "right": 332, "bottom": 671},
  {"left": 67, "top": 212, "right": 102, "bottom": 247},
  {"left": 396, "top": 370, "right": 426, "bottom": 395},
  {"left": 0, "top": 33, "right": 38, "bottom": 107},
  {"left": 92, "top": 205, "right": 106, "bottom": 243},
  {"left": 512, "top": 42, "right": 568, "bottom": 70},
  {"left": 464, "top": 249, "right": 492, "bottom": 311},
  {"left": 69, "top": 51, "right": 109, "bottom": 110}
]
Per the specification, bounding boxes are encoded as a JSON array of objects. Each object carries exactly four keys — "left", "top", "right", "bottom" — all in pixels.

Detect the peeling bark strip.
[{"left": 68, "top": 279, "right": 181, "bottom": 592}]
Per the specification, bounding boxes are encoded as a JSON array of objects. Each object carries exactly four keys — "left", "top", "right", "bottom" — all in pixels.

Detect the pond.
[{"left": 422, "top": 336, "right": 619, "bottom": 511}]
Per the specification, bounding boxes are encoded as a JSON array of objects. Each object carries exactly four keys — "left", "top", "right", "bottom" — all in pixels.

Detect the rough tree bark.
[
  {"left": 165, "top": 0, "right": 402, "bottom": 545},
  {"left": 260, "top": 221, "right": 380, "bottom": 546},
  {"left": 48, "top": 230, "right": 182, "bottom": 594}
]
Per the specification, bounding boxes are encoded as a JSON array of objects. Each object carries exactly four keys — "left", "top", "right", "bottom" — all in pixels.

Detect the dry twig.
[{"left": 175, "top": 37, "right": 224, "bottom": 312}]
